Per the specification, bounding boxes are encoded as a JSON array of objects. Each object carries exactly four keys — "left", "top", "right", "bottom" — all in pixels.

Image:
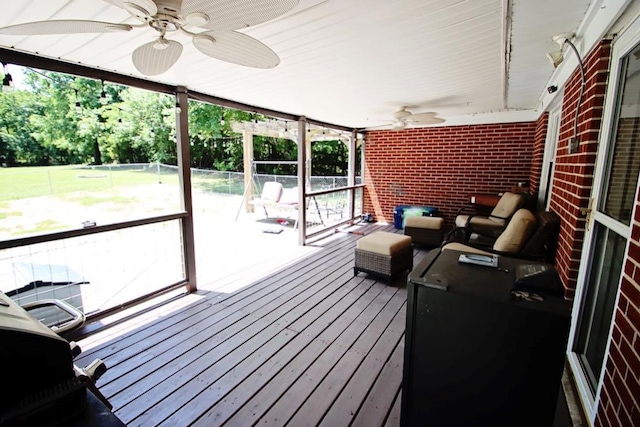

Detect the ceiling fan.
[
  {"left": 372, "top": 106, "right": 445, "bottom": 131},
  {"left": 0, "top": 0, "right": 299, "bottom": 76}
]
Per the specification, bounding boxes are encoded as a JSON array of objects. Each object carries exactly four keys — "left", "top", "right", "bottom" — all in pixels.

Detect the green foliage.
[
  {"left": 0, "top": 89, "right": 46, "bottom": 165},
  {"left": 0, "top": 66, "right": 355, "bottom": 176},
  {"left": 312, "top": 139, "right": 348, "bottom": 176}
]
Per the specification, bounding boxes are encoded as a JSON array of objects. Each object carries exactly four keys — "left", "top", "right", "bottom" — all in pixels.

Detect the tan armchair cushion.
[
  {"left": 492, "top": 209, "right": 537, "bottom": 253},
  {"left": 455, "top": 215, "right": 500, "bottom": 229},
  {"left": 489, "top": 192, "right": 524, "bottom": 225}
]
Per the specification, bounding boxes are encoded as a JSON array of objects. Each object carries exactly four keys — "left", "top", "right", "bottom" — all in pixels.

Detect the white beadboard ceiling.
[{"left": 0, "top": 0, "right": 594, "bottom": 129}]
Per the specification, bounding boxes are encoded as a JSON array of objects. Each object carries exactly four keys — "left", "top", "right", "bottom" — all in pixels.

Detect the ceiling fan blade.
[
  {"left": 132, "top": 39, "right": 183, "bottom": 75},
  {"left": 183, "top": 0, "right": 298, "bottom": 30},
  {"left": 392, "top": 121, "right": 407, "bottom": 131},
  {"left": 193, "top": 30, "right": 279, "bottom": 68},
  {"left": 408, "top": 113, "right": 445, "bottom": 125},
  {"left": 408, "top": 112, "right": 436, "bottom": 120},
  {"left": 0, "top": 20, "right": 132, "bottom": 35},
  {"left": 406, "top": 112, "right": 444, "bottom": 124},
  {"left": 419, "top": 117, "right": 445, "bottom": 125},
  {"left": 104, "top": 0, "right": 158, "bottom": 18}
]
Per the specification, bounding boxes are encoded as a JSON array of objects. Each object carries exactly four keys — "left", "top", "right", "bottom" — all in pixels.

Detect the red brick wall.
[
  {"left": 549, "top": 40, "right": 611, "bottom": 300},
  {"left": 530, "top": 112, "right": 549, "bottom": 198},
  {"left": 363, "top": 122, "right": 537, "bottom": 230}
]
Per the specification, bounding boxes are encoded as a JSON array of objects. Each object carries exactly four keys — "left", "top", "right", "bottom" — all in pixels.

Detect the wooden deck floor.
[{"left": 75, "top": 222, "right": 429, "bottom": 427}]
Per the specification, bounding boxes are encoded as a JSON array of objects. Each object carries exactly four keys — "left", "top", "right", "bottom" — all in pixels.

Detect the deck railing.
[{"left": 1, "top": 163, "right": 363, "bottom": 325}]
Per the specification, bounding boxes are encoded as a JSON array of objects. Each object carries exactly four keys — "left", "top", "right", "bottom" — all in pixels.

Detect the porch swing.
[{"left": 235, "top": 160, "right": 324, "bottom": 229}]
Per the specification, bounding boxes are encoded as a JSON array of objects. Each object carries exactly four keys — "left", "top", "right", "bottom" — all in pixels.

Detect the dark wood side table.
[{"left": 401, "top": 249, "right": 570, "bottom": 427}]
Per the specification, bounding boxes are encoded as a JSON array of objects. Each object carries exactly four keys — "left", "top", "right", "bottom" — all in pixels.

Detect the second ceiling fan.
[{"left": 388, "top": 106, "right": 445, "bottom": 130}]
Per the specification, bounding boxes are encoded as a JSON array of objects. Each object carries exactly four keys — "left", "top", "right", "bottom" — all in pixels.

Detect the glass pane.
[
  {"left": 602, "top": 48, "right": 640, "bottom": 224},
  {"left": 573, "top": 223, "right": 626, "bottom": 392},
  {"left": 0, "top": 66, "right": 181, "bottom": 241},
  {"left": 0, "top": 220, "right": 186, "bottom": 323}
]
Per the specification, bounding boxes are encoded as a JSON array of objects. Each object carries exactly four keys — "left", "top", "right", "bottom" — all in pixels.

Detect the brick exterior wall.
[
  {"left": 530, "top": 112, "right": 549, "bottom": 198},
  {"left": 548, "top": 40, "right": 611, "bottom": 300},
  {"left": 362, "top": 122, "right": 537, "bottom": 230}
]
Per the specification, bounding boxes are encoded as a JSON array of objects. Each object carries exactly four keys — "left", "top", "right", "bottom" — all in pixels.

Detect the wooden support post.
[
  {"left": 297, "top": 117, "right": 307, "bottom": 246},
  {"left": 176, "top": 87, "right": 197, "bottom": 293},
  {"left": 243, "top": 130, "right": 254, "bottom": 212},
  {"left": 348, "top": 130, "right": 358, "bottom": 220}
]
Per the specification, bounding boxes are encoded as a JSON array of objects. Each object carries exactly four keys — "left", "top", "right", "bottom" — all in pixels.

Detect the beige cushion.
[
  {"left": 357, "top": 231, "right": 412, "bottom": 255},
  {"left": 279, "top": 187, "right": 298, "bottom": 205},
  {"left": 405, "top": 216, "right": 443, "bottom": 230},
  {"left": 260, "top": 181, "right": 283, "bottom": 202},
  {"left": 492, "top": 208, "right": 537, "bottom": 253},
  {"left": 455, "top": 214, "right": 501, "bottom": 229},
  {"left": 489, "top": 192, "right": 524, "bottom": 225},
  {"left": 441, "top": 242, "right": 493, "bottom": 256}
]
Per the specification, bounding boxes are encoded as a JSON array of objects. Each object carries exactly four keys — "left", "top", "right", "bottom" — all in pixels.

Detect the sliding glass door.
[{"left": 568, "top": 25, "right": 640, "bottom": 422}]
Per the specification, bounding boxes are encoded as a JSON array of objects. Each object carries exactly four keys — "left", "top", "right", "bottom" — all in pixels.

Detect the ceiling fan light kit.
[
  {"left": 0, "top": 0, "right": 300, "bottom": 76},
  {"left": 153, "top": 37, "right": 170, "bottom": 50},
  {"left": 185, "top": 12, "right": 210, "bottom": 27}
]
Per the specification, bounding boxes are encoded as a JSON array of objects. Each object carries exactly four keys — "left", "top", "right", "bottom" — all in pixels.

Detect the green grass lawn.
[{"left": 0, "top": 165, "right": 180, "bottom": 201}]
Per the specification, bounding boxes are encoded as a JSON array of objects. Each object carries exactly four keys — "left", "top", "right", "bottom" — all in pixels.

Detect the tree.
[
  {"left": 99, "top": 89, "right": 175, "bottom": 164},
  {"left": 0, "top": 88, "right": 46, "bottom": 165},
  {"left": 0, "top": 65, "right": 351, "bottom": 173},
  {"left": 312, "top": 139, "right": 348, "bottom": 176}
]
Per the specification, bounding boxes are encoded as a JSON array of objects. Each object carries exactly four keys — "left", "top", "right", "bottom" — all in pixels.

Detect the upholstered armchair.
[
  {"left": 443, "top": 209, "right": 561, "bottom": 262},
  {"left": 454, "top": 192, "right": 526, "bottom": 241}
]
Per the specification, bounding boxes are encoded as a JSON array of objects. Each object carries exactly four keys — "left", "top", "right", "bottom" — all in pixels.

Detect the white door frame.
[
  {"left": 538, "top": 100, "right": 562, "bottom": 210},
  {"left": 566, "top": 20, "right": 640, "bottom": 424}
]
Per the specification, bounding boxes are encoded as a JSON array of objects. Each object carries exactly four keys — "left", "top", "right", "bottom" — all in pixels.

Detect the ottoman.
[
  {"left": 354, "top": 231, "right": 413, "bottom": 283},
  {"left": 404, "top": 216, "right": 444, "bottom": 247}
]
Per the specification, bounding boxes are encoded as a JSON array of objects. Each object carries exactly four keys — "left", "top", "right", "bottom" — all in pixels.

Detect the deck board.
[
  {"left": 319, "top": 306, "right": 406, "bottom": 426},
  {"left": 283, "top": 292, "right": 406, "bottom": 427},
  {"left": 218, "top": 282, "right": 389, "bottom": 427},
  {"left": 77, "top": 223, "right": 432, "bottom": 426}
]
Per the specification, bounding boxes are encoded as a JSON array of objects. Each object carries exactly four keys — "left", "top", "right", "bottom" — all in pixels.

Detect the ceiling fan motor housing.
[{"left": 393, "top": 107, "right": 412, "bottom": 120}]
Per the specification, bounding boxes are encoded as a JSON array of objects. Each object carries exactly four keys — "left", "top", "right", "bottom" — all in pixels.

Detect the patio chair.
[
  {"left": 443, "top": 209, "right": 561, "bottom": 261},
  {"left": 453, "top": 191, "right": 526, "bottom": 241}
]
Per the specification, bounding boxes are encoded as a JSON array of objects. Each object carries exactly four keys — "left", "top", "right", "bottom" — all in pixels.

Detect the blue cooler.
[{"left": 393, "top": 205, "right": 438, "bottom": 229}]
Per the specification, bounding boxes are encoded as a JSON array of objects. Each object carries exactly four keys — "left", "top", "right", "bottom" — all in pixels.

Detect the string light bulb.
[
  {"left": 2, "top": 63, "right": 14, "bottom": 91},
  {"left": 100, "top": 79, "right": 108, "bottom": 105},
  {"left": 74, "top": 89, "right": 82, "bottom": 114}
]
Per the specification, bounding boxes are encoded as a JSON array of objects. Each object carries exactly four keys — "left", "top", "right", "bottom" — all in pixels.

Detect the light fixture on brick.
[{"left": 547, "top": 32, "right": 586, "bottom": 154}]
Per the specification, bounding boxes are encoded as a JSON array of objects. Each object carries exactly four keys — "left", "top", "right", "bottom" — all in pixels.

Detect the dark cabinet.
[{"left": 401, "top": 249, "right": 571, "bottom": 427}]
